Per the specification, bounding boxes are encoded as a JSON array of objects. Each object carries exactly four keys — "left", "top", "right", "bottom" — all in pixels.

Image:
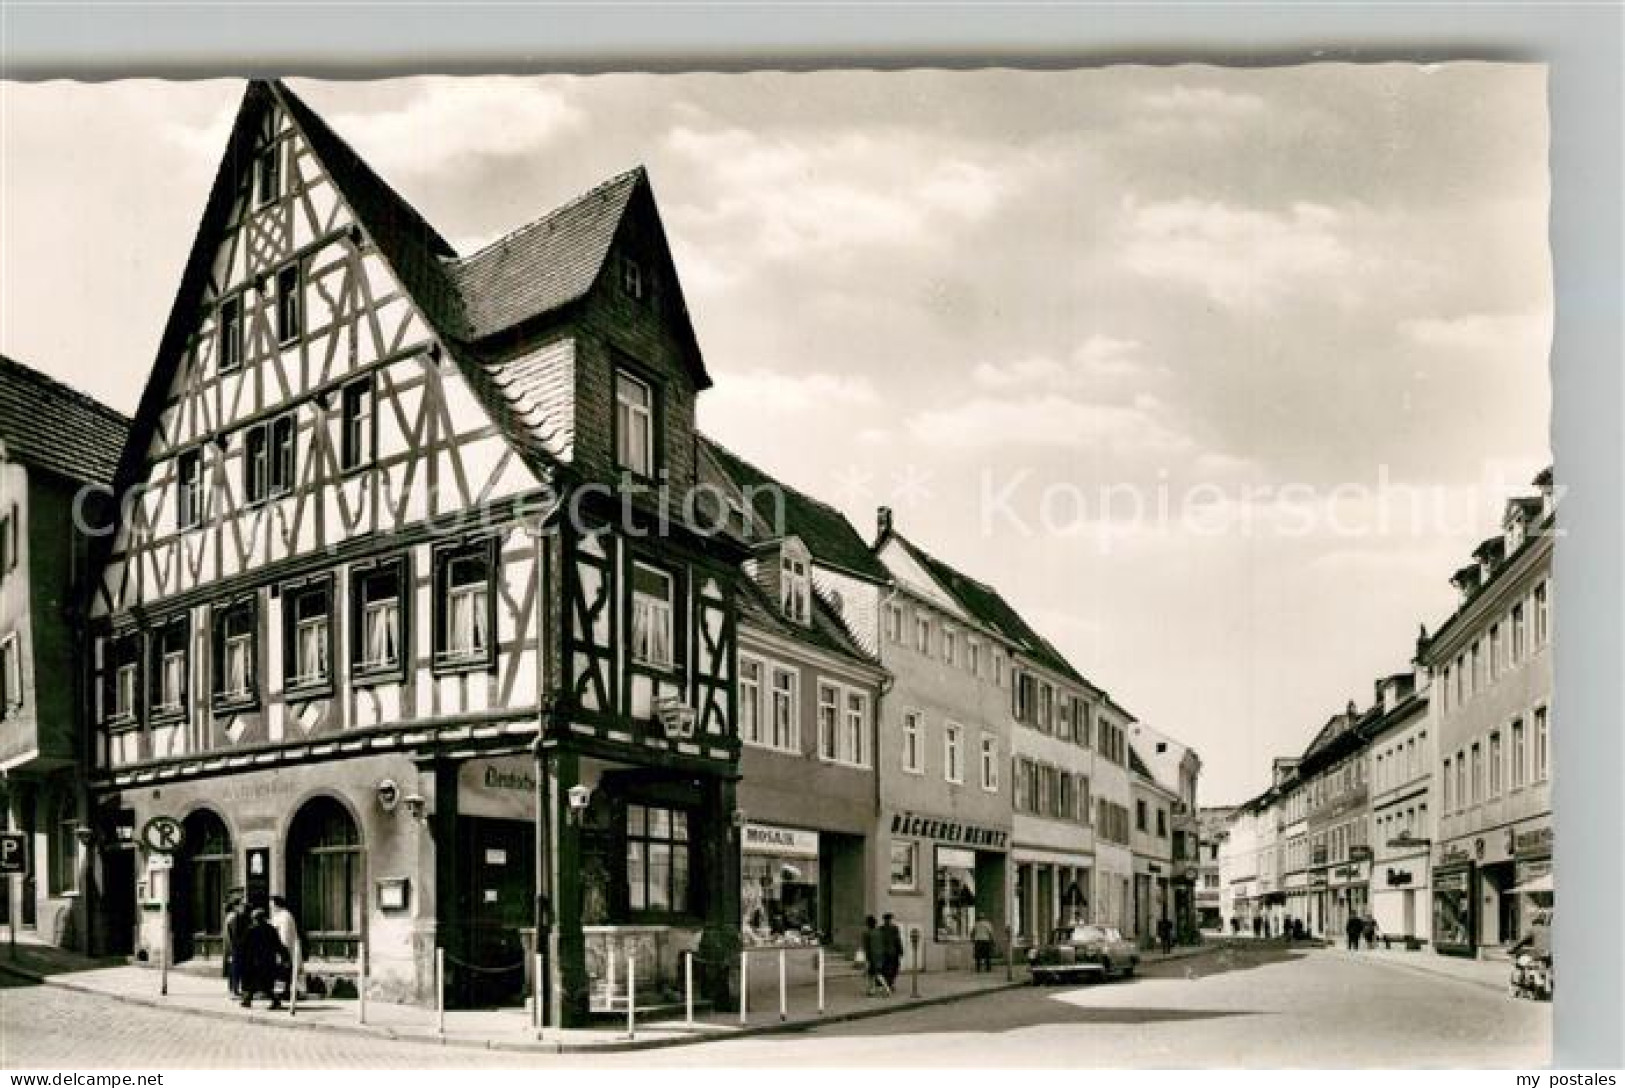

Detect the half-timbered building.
[{"left": 85, "top": 80, "right": 744, "bottom": 1024}]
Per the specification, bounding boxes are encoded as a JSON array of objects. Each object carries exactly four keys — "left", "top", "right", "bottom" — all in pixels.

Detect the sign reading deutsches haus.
[
  {"left": 890, "top": 812, "right": 1009, "bottom": 850},
  {"left": 458, "top": 756, "right": 538, "bottom": 820}
]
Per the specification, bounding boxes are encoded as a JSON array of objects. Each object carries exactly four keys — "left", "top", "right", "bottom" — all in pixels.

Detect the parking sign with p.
[{"left": 0, "top": 832, "right": 26, "bottom": 875}]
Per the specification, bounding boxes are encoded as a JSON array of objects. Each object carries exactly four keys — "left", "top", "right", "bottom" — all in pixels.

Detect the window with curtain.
[
  {"left": 769, "top": 667, "right": 797, "bottom": 751},
  {"left": 436, "top": 543, "right": 493, "bottom": 668},
  {"left": 615, "top": 369, "right": 656, "bottom": 478},
  {"left": 630, "top": 562, "right": 674, "bottom": 668},
  {"left": 213, "top": 599, "right": 257, "bottom": 707},
  {"left": 352, "top": 560, "right": 406, "bottom": 679},
  {"left": 739, "top": 657, "right": 763, "bottom": 746},
  {"left": 817, "top": 682, "right": 839, "bottom": 760},
  {"left": 150, "top": 618, "right": 189, "bottom": 718},
  {"left": 284, "top": 579, "right": 331, "bottom": 692}
]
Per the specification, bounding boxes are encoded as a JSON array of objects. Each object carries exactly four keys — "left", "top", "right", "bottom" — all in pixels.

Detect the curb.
[
  {"left": 1, "top": 943, "right": 1231, "bottom": 1056},
  {"left": 0, "top": 959, "right": 1020, "bottom": 1056}
]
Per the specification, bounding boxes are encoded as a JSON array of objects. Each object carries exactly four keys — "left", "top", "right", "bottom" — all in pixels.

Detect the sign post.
[
  {"left": 140, "top": 816, "right": 185, "bottom": 996},
  {"left": 1, "top": 832, "right": 26, "bottom": 962}
]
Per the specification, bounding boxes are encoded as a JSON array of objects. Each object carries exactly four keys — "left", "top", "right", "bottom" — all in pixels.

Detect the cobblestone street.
[{"left": 2, "top": 944, "right": 1548, "bottom": 1068}]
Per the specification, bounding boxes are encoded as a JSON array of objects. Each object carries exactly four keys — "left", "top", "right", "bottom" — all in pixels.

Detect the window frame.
[
  {"left": 901, "top": 708, "right": 924, "bottom": 775},
  {"left": 738, "top": 654, "right": 765, "bottom": 748},
  {"left": 943, "top": 721, "right": 964, "bottom": 784},
  {"left": 219, "top": 295, "right": 244, "bottom": 374},
  {"left": 432, "top": 537, "right": 498, "bottom": 674},
  {"left": 275, "top": 261, "right": 302, "bottom": 345},
  {"left": 0, "top": 633, "right": 21, "bottom": 716},
  {"left": 339, "top": 375, "right": 376, "bottom": 474},
  {"left": 148, "top": 615, "right": 190, "bottom": 722},
  {"left": 624, "top": 802, "right": 694, "bottom": 919},
  {"left": 889, "top": 839, "right": 919, "bottom": 893},
  {"left": 979, "top": 732, "right": 998, "bottom": 792},
  {"left": 629, "top": 560, "right": 678, "bottom": 672},
  {"left": 613, "top": 365, "right": 660, "bottom": 481},
  {"left": 282, "top": 575, "right": 334, "bottom": 698},
  {"left": 767, "top": 665, "right": 799, "bottom": 753},
  {"left": 211, "top": 596, "right": 259, "bottom": 712},
  {"left": 177, "top": 448, "right": 204, "bottom": 530},
  {"left": 254, "top": 141, "right": 281, "bottom": 207},
  {"left": 350, "top": 556, "right": 410, "bottom": 685}
]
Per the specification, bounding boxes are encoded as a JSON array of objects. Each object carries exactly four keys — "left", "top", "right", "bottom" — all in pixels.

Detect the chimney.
[
  {"left": 876, "top": 506, "right": 893, "bottom": 540},
  {"left": 1533, "top": 466, "right": 1555, "bottom": 517}
]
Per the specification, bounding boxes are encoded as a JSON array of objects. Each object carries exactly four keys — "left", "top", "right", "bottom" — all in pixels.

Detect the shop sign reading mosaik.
[
  {"left": 742, "top": 824, "right": 820, "bottom": 858},
  {"left": 890, "top": 812, "right": 1009, "bottom": 849}
]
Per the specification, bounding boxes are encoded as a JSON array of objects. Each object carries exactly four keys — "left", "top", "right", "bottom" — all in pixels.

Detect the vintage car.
[{"left": 1028, "top": 923, "right": 1140, "bottom": 984}]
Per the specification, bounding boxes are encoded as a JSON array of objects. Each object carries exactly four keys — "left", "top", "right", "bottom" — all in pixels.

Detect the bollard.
[
  {"left": 160, "top": 906, "right": 170, "bottom": 997},
  {"left": 435, "top": 947, "right": 445, "bottom": 1035},
  {"left": 358, "top": 944, "right": 368, "bottom": 1025},
  {"left": 625, "top": 952, "right": 636, "bottom": 1041},
  {"left": 817, "top": 946, "right": 826, "bottom": 1016},
  {"left": 684, "top": 950, "right": 694, "bottom": 1026},
  {"left": 778, "top": 948, "right": 787, "bottom": 1022},
  {"left": 534, "top": 952, "right": 545, "bottom": 1037},
  {"left": 910, "top": 928, "right": 920, "bottom": 998},
  {"left": 288, "top": 949, "right": 300, "bottom": 1018},
  {"left": 607, "top": 942, "right": 617, "bottom": 1013},
  {"left": 1005, "top": 925, "right": 1014, "bottom": 982},
  {"left": 739, "top": 949, "right": 749, "bottom": 1025}
]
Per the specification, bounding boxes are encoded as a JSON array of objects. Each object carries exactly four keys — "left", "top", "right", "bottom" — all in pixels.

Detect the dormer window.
[
  {"left": 780, "top": 547, "right": 810, "bottom": 624},
  {"left": 614, "top": 368, "right": 656, "bottom": 478}
]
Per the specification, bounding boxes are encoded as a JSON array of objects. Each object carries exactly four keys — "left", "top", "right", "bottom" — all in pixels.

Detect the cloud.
[
  {"left": 1400, "top": 311, "right": 1551, "bottom": 355},
  {"left": 1119, "top": 198, "right": 1360, "bottom": 309},
  {"left": 908, "top": 394, "right": 1197, "bottom": 459},
  {"left": 323, "top": 80, "right": 585, "bottom": 178},
  {"left": 972, "top": 336, "right": 1152, "bottom": 390},
  {"left": 701, "top": 369, "right": 879, "bottom": 419},
  {"left": 663, "top": 123, "right": 1008, "bottom": 263}
]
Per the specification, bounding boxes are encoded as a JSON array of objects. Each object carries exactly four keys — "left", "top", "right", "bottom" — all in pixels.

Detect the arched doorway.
[
  {"left": 285, "top": 796, "right": 362, "bottom": 962},
  {"left": 173, "top": 808, "right": 232, "bottom": 963}
]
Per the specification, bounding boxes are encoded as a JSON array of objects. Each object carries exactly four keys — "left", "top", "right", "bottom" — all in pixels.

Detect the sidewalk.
[
  {"left": 0, "top": 938, "right": 1008, "bottom": 1054},
  {"left": 0, "top": 936, "right": 1227, "bottom": 1054},
  {"left": 1329, "top": 944, "right": 1511, "bottom": 993}
]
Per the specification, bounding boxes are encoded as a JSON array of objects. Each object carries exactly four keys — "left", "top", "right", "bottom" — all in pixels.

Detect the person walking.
[
  {"left": 1157, "top": 916, "right": 1175, "bottom": 955},
  {"left": 238, "top": 908, "right": 288, "bottom": 1010},
  {"left": 1252, "top": 915, "right": 1262, "bottom": 939},
  {"left": 879, "top": 913, "right": 904, "bottom": 993},
  {"left": 971, "top": 916, "right": 996, "bottom": 973},
  {"left": 1344, "top": 912, "right": 1363, "bottom": 951},
  {"left": 222, "top": 896, "right": 249, "bottom": 997},
  {"left": 861, "top": 916, "right": 889, "bottom": 996},
  {"left": 1363, "top": 914, "right": 1379, "bottom": 950},
  {"left": 268, "top": 896, "right": 301, "bottom": 1006}
]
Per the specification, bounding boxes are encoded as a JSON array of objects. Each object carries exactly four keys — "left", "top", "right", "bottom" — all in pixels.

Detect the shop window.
[
  {"left": 901, "top": 710, "right": 923, "bottom": 774},
  {"left": 741, "top": 828, "right": 819, "bottom": 945},
  {"left": 889, "top": 839, "right": 918, "bottom": 893},
  {"left": 211, "top": 597, "right": 258, "bottom": 710},
  {"left": 626, "top": 803, "right": 691, "bottom": 915},
  {"left": 351, "top": 558, "right": 407, "bottom": 682},
  {"left": 434, "top": 539, "right": 496, "bottom": 671},
  {"left": 287, "top": 796, "right": 361, "bottom": 961},
  {"left": 739, "top": 656, "right": 764, "bottom": 747},
  {"left": 630, "top": 561, "right": 675, "bottom": 669},
  {"left": 934, "top": 846, "right": 978, "bottom": 941},
  {"left": 283, "top": 577, "right": 332, "bottom": 695},
  {"left": 149, "top": 616, "right": 189, "bottom": 720}
]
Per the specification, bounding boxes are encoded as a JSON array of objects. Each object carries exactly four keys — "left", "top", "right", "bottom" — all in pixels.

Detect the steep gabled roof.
[
  {"left": 0, "top": 354, "right": 130, "bottom": 486},
  {"left": 735, "top": 574, "right": 878, "bottom": 669},
  {"left": 886, "top": 531, "right": 1092, "bottom": 690},
  {"left": 445, "top": 170, "right": 641, "bottom": 340},
  {"left": 698, "top": 436, "right": 889, "bottom": 584},
  {"left": 1128, "top": 744, "right": 1153, "bottom": 780}
]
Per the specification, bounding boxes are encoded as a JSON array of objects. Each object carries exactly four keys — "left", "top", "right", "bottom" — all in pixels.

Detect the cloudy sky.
[{"left": 0, "top": 66, "right": 1551, "bottom": 803}]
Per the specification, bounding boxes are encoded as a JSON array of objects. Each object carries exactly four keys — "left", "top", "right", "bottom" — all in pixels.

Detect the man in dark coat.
[
  {"left": 1345, "top": 912, "right": 1363, "bottom": 951},
  {"left": 238, "top": 908, "right": 289, "bottom": 1010},
  {"left": 861, "top": 916, "right": 889, "bottom": 996},
  {"left": 879, "top": 914, "right": 904, "bottom": 991},
  {"left": 223, "top": 897, "right": 249, "bottom": 996},
  {"left": 1157, "top": 916, "right": 1175, "bottom": 954}
]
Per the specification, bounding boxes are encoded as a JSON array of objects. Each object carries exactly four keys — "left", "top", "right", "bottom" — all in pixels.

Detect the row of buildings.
[
  {"left": 0, "top": 80, "right": 1202, "bottom": 1025},
  {"left": 1212, "top": 468, "right": 1554, "bottom": 958}
]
